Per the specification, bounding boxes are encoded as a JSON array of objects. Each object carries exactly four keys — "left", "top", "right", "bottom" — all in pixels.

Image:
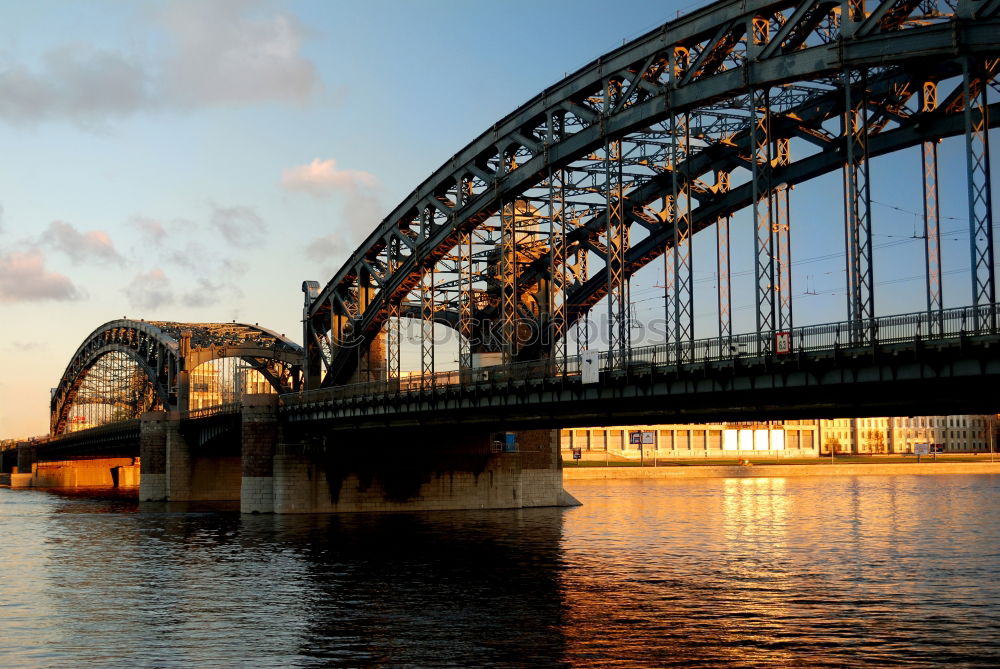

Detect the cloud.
[
  {"left": 0, "top": 45, "right": 151, "bottom": 126},
  {"left": 210, "top": 204, "right": 266, "bottom": 247},
  {"left": 285, "top": 157, "right": 383, "bottom": 261},
  {"left": 130, "top": 215, "right": 166, "bottom": 242},
  {"left": 180, "top": 274, "right": 243, "bottom": 308},
  {"left": 160, "top": 0, "right": 317, "bottom": 107},
  {"left": 41, "top": 221, "right": 124, "bottom": 265},
  {"left": 0, "top": 1, "right": 319, "bottom": 127},
  {"left": 124, "top": 268, "right": 173, "bottom": 310},
  {"left": 305, "top": 233, "right": 350, "bottom": 262},
  {"left": 0, "top": 250, "right": 81, "bottom": 302},
  {"left": 281, "top": 158, "right": 377, "bottom": 198}
]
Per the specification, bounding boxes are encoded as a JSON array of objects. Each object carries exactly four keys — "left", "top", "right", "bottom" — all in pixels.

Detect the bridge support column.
[
  {"left": 164, "top": 413, "right": 194, "bottom": 501},
  {"left": 241, "top": 394, "right": 279, "bottom": 514},
  {"left": 139, "top": 412, "right": 168, "bottom": 500},
  {"left": 16, "top": 441, "right": 36, "bottom": 475},
  {"left": 272, "top": 427, "right": 576, "bottom": 514}
]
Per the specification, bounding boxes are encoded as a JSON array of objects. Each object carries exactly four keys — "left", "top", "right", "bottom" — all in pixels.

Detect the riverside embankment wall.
[{"left": 563, "top": 462, "right": 1000, "bottom": 480}]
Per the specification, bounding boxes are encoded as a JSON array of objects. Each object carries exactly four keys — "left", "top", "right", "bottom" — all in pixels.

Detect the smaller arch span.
[{"left": 51, "top": 319, "right": 304, "bottom": 435}]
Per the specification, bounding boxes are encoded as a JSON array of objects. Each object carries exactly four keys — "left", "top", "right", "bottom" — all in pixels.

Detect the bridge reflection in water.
[{"left": 5, "top": 474, "right": 997, "bottom": 667}]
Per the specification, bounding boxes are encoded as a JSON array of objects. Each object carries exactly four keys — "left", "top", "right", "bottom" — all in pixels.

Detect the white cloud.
[
  {"left": 210, "top": 204, "right": 266, "bottom": 247},
  {"left": 0, "top": 45, "right": 151, "bottom": 126},
  {"left": 305, "top": 233, "right": 350, "bottom": 262},
  {"left": 41, "top": 221, "right": 124, "bottom": 265},
  {"left": 0, "top": 250, "right": 81, "bottom": 302},
  {"left": 160, "top": 0, "right": 317, "bottom": 107},
  {"left": 0, "top": 0, "right": 319, "bottom": 127},
  {"left": 124, "top": 268, "right": 173, "bottom": 311}
]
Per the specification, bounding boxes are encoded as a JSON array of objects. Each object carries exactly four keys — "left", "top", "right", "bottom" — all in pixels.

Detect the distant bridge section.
[{"left": 50, "top": 319, "right": 303, "bottom": 435}]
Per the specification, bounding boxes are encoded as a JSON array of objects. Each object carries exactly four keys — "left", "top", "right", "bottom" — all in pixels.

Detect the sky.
[{"left": 0, "top": 0, "right": 994, "bottom": 438}]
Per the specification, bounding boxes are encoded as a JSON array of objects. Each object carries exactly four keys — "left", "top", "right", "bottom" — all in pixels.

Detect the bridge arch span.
[
  {"left": 51, "top": 320, "right": 303, "bottom": 435},
  {"left": 304, "top": 0, "right": 1000, "bottom": 389}
]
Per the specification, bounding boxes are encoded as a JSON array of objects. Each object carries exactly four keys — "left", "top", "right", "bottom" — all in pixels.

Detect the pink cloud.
[
  {"left": 0, "top": 250, "right": 81, "bottom": 302},
  {"left": 41, "top": 220, "right": 124, "bottom": 265},
  {"left": 280, "top": 158, "right": 377, "bottom": 198},
  {"left": 124, "top": 268, "right": 174, "bottom": 310}
]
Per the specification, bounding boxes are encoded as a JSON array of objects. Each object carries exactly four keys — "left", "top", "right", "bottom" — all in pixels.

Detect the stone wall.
[{"left": 273, "top": 428, "right": 569, "bottom": 513}]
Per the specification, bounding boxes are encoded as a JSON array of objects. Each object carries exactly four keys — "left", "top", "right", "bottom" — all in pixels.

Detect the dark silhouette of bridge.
[{"left": 10, "top": 0, "right": 1000, "bottom": 512}]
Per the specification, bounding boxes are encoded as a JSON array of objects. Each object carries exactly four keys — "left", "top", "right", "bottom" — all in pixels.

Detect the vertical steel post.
[
  {"left": 574, "top": 225, "right": 590, "bottom": 356},
  {"left": 774, "top": 138, "right": 793, "bottom": 333},
  {"left": 662, "top": 193, "right": 676, "bottom": 354},
  {"left": 458, "top": 230, "right": 474, "bottom": 370},
  {"left": 843, "top": 68, "right": 875, "bottom": 343},
  {"left": 500, "top": 201, "right": 518, "bottom": 364},
  {"left": 672, "top": 111, "right": 694, "bottom": 362},
  {"left": 606, "top": 137, "right": 629, "bottom": 369},
  {"left": 420, "top": 264, "right": 435, "bottom": 385},
  {"left": 549, "top": 167, "right": 568, "bottom": 370},
  {"left": 963, "top": 58, "right": 996, "bottom": 332},
  {"left": 750, "top": 86, "right": 776, "bottom": 347},
  {"left": 921, "top": 81, "right": 943, "bottom": 334},
  {"left": 386, "top": 300, "right": 400, "bottom": 381},
  {"left": 716, "top": 171, "right": 732, "bottom": 349}
]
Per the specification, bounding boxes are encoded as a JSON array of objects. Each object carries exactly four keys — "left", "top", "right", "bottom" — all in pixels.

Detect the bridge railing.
[
  {"left": 283, "top": 303, "right": 998, "bottom": 407},
  {"left": 186, "top": 403, "right": 242, "bottom": 420}
]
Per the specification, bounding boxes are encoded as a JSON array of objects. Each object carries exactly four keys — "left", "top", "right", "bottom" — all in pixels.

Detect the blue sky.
[{"left": 0, "top": 0, "right": 993, "bottom": 438}]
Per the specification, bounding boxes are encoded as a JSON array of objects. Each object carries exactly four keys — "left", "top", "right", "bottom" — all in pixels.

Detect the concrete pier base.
[
  {"left": 139, "top": 412, "right": 168, "bottom": 501},
  {"left": 240, "top": 395, "right": 278, "bottom": 513},
  {"left": 139, "top": 409, "right": 240, "bottom": 502},
  {"left": 272, "top": 428, "right": 571, "bottom": 514}
]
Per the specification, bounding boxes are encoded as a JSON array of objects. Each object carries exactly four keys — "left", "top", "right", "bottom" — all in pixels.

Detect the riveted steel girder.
[
  {"left": 304, "top": 0, "right": 1000, "bottom": 388},
  {"left": 51, "top": 320, "right": 303, "bottom": 435}
]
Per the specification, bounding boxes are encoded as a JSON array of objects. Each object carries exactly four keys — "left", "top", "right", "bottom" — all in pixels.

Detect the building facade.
[{"left": 562, "top": 415, "right": 996, "bottom": 460}]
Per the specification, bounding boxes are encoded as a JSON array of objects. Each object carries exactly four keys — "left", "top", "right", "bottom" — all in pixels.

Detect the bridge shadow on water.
[{"left": 27, "top": 491, "right": 570, "bottom": 667}]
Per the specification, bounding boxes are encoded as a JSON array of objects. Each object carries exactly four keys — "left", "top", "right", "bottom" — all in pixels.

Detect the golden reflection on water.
[
  {"left": 558, "top": 475, "right": 1000, "bottom": 668},
  {"left": 2, "top": 476, "right": 999, "bottom": 668}
]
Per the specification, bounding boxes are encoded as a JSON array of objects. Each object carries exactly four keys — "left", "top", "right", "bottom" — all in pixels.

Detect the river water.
[{"left": 1, "top": 474, "right": 998, "bottom": 668}]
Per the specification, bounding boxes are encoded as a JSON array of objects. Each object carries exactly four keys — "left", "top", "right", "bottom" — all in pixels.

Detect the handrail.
[{"left": 282, "top": 303, "right": 998, "bottom": 407}]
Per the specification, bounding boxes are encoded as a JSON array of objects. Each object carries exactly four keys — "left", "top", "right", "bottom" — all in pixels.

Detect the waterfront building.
[
  {"left": 562, "top": 415, "right": 996, "bottom": 460},
  {"left": 819, "top": 415, "right": 994, "bottom": 454}
]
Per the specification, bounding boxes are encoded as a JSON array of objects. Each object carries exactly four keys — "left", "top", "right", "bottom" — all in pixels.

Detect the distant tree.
[{"left": 865, "top": 430, "right": 886, "bottom": 454}]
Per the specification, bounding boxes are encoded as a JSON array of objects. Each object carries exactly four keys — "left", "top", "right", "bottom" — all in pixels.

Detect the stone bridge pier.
[
  {"left": 272, "top": 425, "right": 574, "bottom": 514},
  {"left": 137, "top": 395, "right": 574, "bottom": 513}
]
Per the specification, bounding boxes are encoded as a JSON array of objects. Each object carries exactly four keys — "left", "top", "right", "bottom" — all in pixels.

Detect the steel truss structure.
[
  {"left": 50, "top": 320, "right": 304, "bottom": 435},
  {"left": 302, "top": 0, "right": 1000, "bottom": 390}
]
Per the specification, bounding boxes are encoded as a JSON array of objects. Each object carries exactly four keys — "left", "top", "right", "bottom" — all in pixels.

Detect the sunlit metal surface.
[
  {"left": 301, "top": 0, "right": 1000, "bottom": 390},
  {"left": 50, "top": 320, "right": 303, "bottom": 435}
]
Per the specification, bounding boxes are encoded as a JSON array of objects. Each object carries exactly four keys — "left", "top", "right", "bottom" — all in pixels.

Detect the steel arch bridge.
[
  {"left": 302, "top": 0, "right": 1000, "bottom": 391},
  {"left": 50, "top": 320, "right": 303, "bottom": 435}
]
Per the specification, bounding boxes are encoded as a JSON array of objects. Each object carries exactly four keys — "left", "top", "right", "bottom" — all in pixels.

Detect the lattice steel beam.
[
  {"left": 500, "top": 201, "right": 517, "bottom": 364},
  {"left": 715, "top": 171, "right": 732, "bottom": 343},
  {"left": 921, "top": 81, "right": 944, "bottom": 333},
  {"left": 420, "top": 264, "right": 435, "bottom": 384},
  {"left": 458, "top": 230, "right": 474, "bottom": 370},
  {"left": 549, "top": 165, "right": 568, "bottom": 367},
  {"left": 963, "top": 58, "right": 996, "bottom": 331},
  {"left": 751, "top": 86, "right": 776, "bottom": 344},
  {"left": 672, "top": 111, "right": 694, "bottom": 362},
  {"left": 606, "top": 137, "right": 630, "bottom": 368},
  {"left": 774, "top": 138, "right": 793, "bottom": 333},
  {"left": 843, "top": 68, "right": 876, "bottom": 343}
]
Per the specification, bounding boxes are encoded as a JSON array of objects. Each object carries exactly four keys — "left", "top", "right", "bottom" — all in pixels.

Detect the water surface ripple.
[{"left": 0, "top": 474, "right": 997, "bottom": 667}]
